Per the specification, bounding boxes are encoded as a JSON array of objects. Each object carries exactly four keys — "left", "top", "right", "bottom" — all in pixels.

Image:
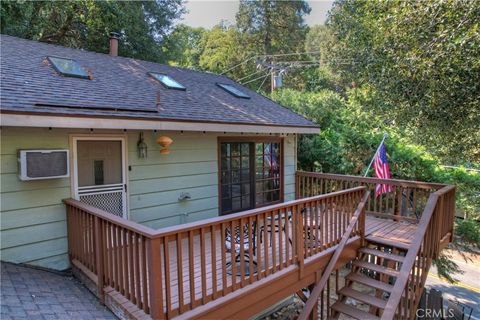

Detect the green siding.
[{"left": 0, "top": 127, "right": 297, "bottom": 270}]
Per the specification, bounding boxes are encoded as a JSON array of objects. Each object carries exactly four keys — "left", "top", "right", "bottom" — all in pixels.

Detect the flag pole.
[{"left": 364, "top": 133, "right": 388, "bottom": 177}]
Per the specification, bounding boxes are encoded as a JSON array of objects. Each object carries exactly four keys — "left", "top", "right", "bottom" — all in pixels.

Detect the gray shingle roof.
[{"left": 0, "top": 35, "right": 318, "bottom": 129}]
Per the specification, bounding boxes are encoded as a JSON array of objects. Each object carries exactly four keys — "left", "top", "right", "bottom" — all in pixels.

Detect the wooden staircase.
[{"left": 331, "top": 237, "right": 409, "bottom": 320}]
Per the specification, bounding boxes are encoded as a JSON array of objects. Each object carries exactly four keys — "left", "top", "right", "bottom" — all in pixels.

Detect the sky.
[{"left": 179, "top": 0, "right": 334, "bottom": 29}]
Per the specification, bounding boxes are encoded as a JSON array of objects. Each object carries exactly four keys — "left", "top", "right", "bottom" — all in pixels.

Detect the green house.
[{"left": 0, "top": 35, "right": 319, "bottom": 271}]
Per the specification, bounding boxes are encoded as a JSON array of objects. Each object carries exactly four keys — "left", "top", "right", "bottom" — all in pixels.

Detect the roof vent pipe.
[{"left": 109, "top": 32, "right": 120, "bottom": 57}]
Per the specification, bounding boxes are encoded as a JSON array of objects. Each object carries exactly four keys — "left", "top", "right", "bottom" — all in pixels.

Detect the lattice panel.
[{"left": 80, "top": 191, "right": 124, "bottom": 217}]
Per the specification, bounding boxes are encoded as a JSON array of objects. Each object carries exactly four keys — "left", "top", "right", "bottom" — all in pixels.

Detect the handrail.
[
  {"left": 296, "top": 171, "right": 447, "bottom": 190},
  {"left": 297, "top": 189, "right": 370, "bottom": 320},
  {"left": 64, "top": 186, "right": 366, "bottom": 240},
  {"left": 381, "top": 184, "right": 456, "bottom": 320}
]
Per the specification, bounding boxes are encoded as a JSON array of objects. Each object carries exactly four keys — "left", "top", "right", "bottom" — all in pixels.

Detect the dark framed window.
[{"left": 219, "top": 137, "right": 283, "bottom": 215}]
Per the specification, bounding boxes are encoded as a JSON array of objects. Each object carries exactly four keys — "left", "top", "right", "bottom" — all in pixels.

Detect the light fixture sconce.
[
  {"left": 157, "top": 135, "right": 173, "bottom": 154},
  {"left": 137, "top": 132, "right": 148, "bottom": 159}
]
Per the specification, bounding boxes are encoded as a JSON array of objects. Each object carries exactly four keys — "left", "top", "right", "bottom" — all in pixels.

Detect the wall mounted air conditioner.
[{"left": 18, "top": 149, "right": 70, "bottom": 181}]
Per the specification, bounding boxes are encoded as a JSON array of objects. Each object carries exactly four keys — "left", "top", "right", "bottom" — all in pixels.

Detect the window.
[
  {"left": 216, "top": 83, "right": 250, "bottom": 99},
  {"left": 149, "top": 72, "right": 186, "bottom": 90},
  {"left": 220, "top": 138, "right": 282, "bottom": 215},
  {"left": 254, "top": 142, "right": 281, "bottom": 206},
  {"left": 47, "top": 56, "right": 90, "bottom": 79}
]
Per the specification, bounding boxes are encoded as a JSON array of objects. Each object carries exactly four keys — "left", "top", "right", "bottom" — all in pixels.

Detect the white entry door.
[{"left": 73, "top": 137, "right": 128, "bottom": 218}]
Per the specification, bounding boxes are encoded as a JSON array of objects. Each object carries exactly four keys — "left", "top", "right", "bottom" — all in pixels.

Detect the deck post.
[
  {"left": 94, "top": 216, "right": 105, "bottom": 304},
  {"left": 147, "top": 237, "right": 165, "bottom": 319}
]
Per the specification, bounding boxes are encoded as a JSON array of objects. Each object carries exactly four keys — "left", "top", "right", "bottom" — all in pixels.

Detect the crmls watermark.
[{"left": 416, "top": 308, "right": 455, "bottom": 318}]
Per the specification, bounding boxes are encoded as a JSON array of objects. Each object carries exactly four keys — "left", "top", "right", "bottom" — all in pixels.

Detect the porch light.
[
  {"left": 137, "top": 132, "right": 148, "bottom": 158},
  {"left": 157, "top": 135, "right": 173, "bottom": 155}
]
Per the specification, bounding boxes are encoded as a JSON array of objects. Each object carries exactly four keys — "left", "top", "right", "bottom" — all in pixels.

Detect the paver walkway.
[{"left": 1, "top": 262, "right": 117, "bottom": 319}]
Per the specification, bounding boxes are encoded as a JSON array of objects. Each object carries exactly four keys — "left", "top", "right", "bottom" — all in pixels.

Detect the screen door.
[{"left": 73, "top": 138, "right": 127, "bottom": 218}]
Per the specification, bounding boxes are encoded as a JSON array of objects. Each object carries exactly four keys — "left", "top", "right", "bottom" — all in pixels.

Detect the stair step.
[
  {"left": 366, "top": 236, "right": 410, "bottom": 251},
  {"left": 338, "top": 287, "right": 387, "bottom": 309},
  {"left": 346, "top": 273, "right": 394, "bottom": 293},
  {"left": 353, "top": 260, "right": 400, "bottom": 278},
  {"left": 331, "top": 301, "right": 380, "bottom": 320},
  {"left": 359, "top": 247, "right": 405, "bottom": 263}
]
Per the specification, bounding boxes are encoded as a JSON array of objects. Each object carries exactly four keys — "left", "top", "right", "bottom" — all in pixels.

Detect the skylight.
[
  {"left": 47, "top": 56, "right": 90, "bottom": 79},
  {"left": 149, "top": 72, "right": 186, "bottom": 90},
  {"left": 216, "top": 83, "right": 250, "bottom": 99}
]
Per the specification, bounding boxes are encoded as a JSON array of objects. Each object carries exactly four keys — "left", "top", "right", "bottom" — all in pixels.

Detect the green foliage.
[
  {"left": 0, "top": 0, "right": 184, "bottom": 63},
  {"left": 456, "top": 219, "right": 480, "bottom": 247},
  {"left": 236, "top": 0, "right": 311, "bottom": 55},
  {"left": 162, "top": 24, "right": 206, "bottom": 69},
  {"left": 326, "top": 0, "right": 480, "bottom": 163},
  {"left": 272, "top": 87, "right": 480, "bottom": 217},
  {"left": 199, "top": 24, "right": 243, "bottom": 74}
]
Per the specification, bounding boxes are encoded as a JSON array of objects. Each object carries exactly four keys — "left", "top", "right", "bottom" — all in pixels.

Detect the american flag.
[{"left": 374, "top": 142, "right": 393, "bottom": 196}]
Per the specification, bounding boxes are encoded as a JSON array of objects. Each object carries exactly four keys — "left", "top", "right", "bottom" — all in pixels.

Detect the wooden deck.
[
  {"left": 365, "top": 215, "right": 417, "bottom": 246},
  {"left": 162, "top": 215, "right": 416, "bottom": 312},
  {"left": 65, "top": 172, "right": 456, "bottom": 320}
]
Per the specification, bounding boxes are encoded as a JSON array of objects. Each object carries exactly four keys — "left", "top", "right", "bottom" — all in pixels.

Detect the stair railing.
[
  {"left": 298, "top": 189, "right": 370, "bottom": 320},
  {"left": 381, "top": 185, "right": 456, "bottom": 320}
]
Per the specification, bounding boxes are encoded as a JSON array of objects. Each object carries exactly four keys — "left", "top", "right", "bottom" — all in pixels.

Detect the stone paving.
[{"left": 1, "top": 262, "right": 117, "bottom": 320}]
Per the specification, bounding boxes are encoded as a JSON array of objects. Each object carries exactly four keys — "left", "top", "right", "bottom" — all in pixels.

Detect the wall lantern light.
[
  {"left": 137, "top": 132, "right": 148, "bottom": 159},
  {"left": 157, "top": 135, "right": 173, "bottom": 155}
]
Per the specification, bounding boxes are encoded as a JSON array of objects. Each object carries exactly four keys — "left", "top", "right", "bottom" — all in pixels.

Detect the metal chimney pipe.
[{"left": 109, "top": 32, "right": 120, "bottom": 56}]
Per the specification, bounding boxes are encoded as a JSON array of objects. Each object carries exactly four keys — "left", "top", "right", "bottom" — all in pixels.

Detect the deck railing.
[
  {"left": 296, "top": 171, "right": 447, "bottom": 223},
  {"left": 296, "top": 172, "right": 456, "bottom": 319},
  {"left": 64, "top": 185, "right": 366, "bottom": 319},
  {"left": 382, "top": 185, "right": 456, "bottom": 320},
  {"left": 298, "top": 190, "right": 370, "bottom": 320}
]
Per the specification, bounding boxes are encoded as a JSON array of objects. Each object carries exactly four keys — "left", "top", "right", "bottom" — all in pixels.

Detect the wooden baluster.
[
  {"left": 256, "top": 214, "right": 263, "bottom": 277},
  {"left": 94, "top": 216, "right": 105, "bottom": 303},
  {"left": 129, "top": 231, "right": 136, "bottom": 304},
  {"left": 285, "top": 208, "right": 290, "bottom": 266},
  {"left": 230, "top": 220, "right": 237, "bottom": 289},
  {"left": 112, "top": 225, "right": 119, "bottom": 291},
  {"left": 188, "top": 230, "right": 195, "bottom": 306},
  {"left": 176, "top": 232, "right": 184, "bottom": 311},
  {"left": 211, "top": 225, "right": 218, "bottom": 298},
  {"left": 278, "top": 209, "right": 284, "bottom": 269},
  {"left": 246, "top": 217, "right": 254, "bottom": 280},
  {"left": 297, "top": 204, "right": 304, "bottom": 277},
  {"left": 200, "top": 228, "right": 207, "bottom": 303},
  {"left": 122, "top": 227, "right": 129, "bottom": 298},
  {"left": 163, "top": 236, "right": 172, "bottom": 315},
  {"left": 220, "top": 224, "right": 227, "bottom": 295},
  {"left": 141, "top": 236, "right": 149, "bottom": 313},
  {"left": 135, "top": 234, "right": 142, "bottom": 309},
  {"left": 262, "top": 212, "right": 269, "bottom": 276},
  {"left": 118, "top": 228, "right": 125, "bottom": 295},
  {"left": 238, "top": 219, "right": 246, "bottom": 286},
  {"left": 147, "top": 237, "right": 164, "bottom": 320}
]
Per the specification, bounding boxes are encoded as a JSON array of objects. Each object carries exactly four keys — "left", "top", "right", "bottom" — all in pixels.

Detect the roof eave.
[{"left": 0, "top": 112, "right": 320, "bottom": 134}]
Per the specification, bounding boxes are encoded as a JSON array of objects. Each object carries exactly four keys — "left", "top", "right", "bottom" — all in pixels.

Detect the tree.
[
  {"left": 0, "top": 0, "right": 184, "bottom": 63},
  {"left": 199, "top": 24, "right": 242, "bottom": 74},
  {"left": 162, "top": 24, "right": 206, "bottom": 69},
  {"left": 236, "top": 0, "right": 311, "bottom": 55},
  {"left": 325, "top": 0, "right": 480, "bottom": 163}
]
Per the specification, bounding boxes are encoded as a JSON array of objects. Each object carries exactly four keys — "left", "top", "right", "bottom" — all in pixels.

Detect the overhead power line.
[{"left": 241, "top": 70, "right": 271, "bottom": 85}]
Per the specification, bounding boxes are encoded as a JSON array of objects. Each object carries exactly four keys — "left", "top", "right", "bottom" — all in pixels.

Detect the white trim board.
[{"left": 1, "top": 114, "right": 320, "bottom": 134}]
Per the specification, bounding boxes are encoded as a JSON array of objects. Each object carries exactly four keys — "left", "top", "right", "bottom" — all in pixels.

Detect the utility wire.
[
  {"left": 257, "top": 72, "right": 271, "bottom": 92},
  {"left": 221, "top": 51, "right": 322, "bottom": 75},
  {"left": 236, "top": 68, "right": 267, "bottom": 82},
  {"left": 241, "top": 70, "right": 271, "bottom": 85},
  {"left": 220, "top": 56, "right": 256, "bottom": 75}
]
